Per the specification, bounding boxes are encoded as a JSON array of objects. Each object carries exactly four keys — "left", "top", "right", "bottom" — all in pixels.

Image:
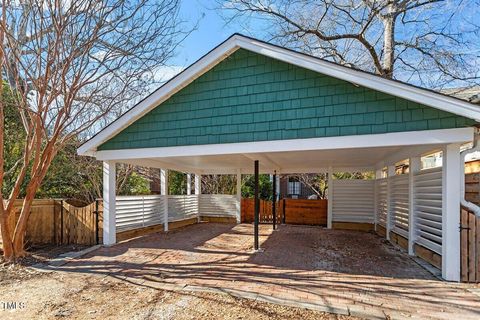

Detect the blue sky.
[
  {"left": 172, "top": 0, "right": 238, "bottom": 67},
  {"left": 161, "top": 0, "right": 479, "bottom": 89}
]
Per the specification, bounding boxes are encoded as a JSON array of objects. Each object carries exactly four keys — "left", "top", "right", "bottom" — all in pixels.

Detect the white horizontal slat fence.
[
  {"left": 168, "top": 195, "right": 199, "bottom": 222},
  {"left": 376, "top": 178, "right": 388, "bottom": 227},
  {"left": 413, "top": 167, "right": 443, "bottom": 254},
  {"left": 390, "top": 174, "right": 410, "bottom": 239},
  {"left": 199, "top": 194, "right": 238, "bottom": 217},
  {"left": 332, "top": 179, "right": 375, "bottom": 223},
  {"left": 116, "top": 195, "right": 165, "bottom": 232}
]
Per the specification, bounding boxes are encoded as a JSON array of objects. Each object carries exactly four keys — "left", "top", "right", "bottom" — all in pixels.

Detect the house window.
[{"left": 288, "top": 179, "right": 301, "bottom": 196}]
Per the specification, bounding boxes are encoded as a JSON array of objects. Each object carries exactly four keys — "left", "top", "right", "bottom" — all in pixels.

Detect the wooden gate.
[
  {"left": 241, "top": 198, "right": 283, "bottom": 223},
  {"left": 281, "top": 199, "right": 327, "bottom": 226},
  {"left": 241, "top": 198, "right": 326, "bottom": 225},
  {"left": 461, "top": 207, "right": 480, "bottom": 282}
]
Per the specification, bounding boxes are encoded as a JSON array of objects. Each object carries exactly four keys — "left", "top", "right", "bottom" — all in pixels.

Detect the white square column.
[
  {"left": 161, "top": 169, "right": 169, "bottom": 231},
  {"left": 408, "top": 157, "right": 421, "bottom": 255},
  {"left": 236, "top": 170, "right": 242, "bottom": 223},
  {"left": 442, "top": 143, "right": 461, "bottom": 281},
  {"left": 386, "top": 165, "right": 395, "bottom": 240},
  {"left": 374, "top": 168, "right": 383, "bottom": 232},
  {"left": 195, "top": 174, "right": 201, "bottom": 222},
  {"left": 187, "top": 174, "right": 191, "bottom": 195},
  {"left": 103, "top": 161, "right": 116, "bottom": 246},
  {"left": 327, "top": 167, "right": 333, "bottom": 229}
]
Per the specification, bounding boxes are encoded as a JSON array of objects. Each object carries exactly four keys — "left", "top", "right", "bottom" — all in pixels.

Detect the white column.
[
  {"left": 195, "top": 174, "right": 201, "bottom": 222},
  {"left": 103, "top": 161, "right": 116, "bottom": 246},
  {"left": 276, "top": 175, "right": 280, "bottom": 200},
  {"left": 408, "top": 157, "right": 421, "bottom": 255},
  {"left": 236, "top": 170, "right": 242, "bottom": 223},
  {"left": 374, "top": 168, "right": 383, "bottom": 231},
  {"left": 442, "top": 143, "right": 461, "bottom": 281},
  {"left": 186, "top": 173, "right": 191, "bottom": 195},
  {"left": 386, "top": 165, "right": 395, "bottom": 240},
  {"left": 327, "top": 167, "right": 333, "bottom": 229},
  {"left": 161, "top": 169, "right": 169, "bottom": 231}
]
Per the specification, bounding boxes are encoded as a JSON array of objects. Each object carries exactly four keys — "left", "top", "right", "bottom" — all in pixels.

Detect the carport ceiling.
[{"left": 117, "top": 143, "right": 443, "bottom": 174}]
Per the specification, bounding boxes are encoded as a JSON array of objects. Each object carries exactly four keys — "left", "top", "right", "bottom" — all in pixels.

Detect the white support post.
[
  {"left": 276, "top": 175, "right": 280, "bottom": 201},
  {"left": 386, "top": 165, "right": 395, "bottom": 240},
  {"left": 374, "top": 169, "right": 382, "bottom": 232},
  {"left": 442, "top": 143, "right": 461, "bottom": 281},
  {"left": 195, "top": 174, "right": 201, "bottom": 222},
  {"left": 236, "top": 169, "right": 242, "bottom": 223},
  {"left": 186, "top": 173, "right": 191, "bottom": 195},
  {"left": 103, "top": 161, "right": 116, "bottom": 246},
  {"left": 327, "top": 167, "right": 333, "bottom": 229},
  {"left": 161, "top": 169, "right": 169, "bottom": 231},
  {"left": 408, "top": 157, "right": 421, "bottom": 255}
]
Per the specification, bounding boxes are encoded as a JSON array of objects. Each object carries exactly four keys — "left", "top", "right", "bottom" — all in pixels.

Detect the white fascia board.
[
  {"left": 77, "top": 39, "right": 241, "bottom": 156},
  {"left": 236, "top": 37, "right": 480, "bottom": 121},
  {"left": 93, "top": 127, "right": 474, "bottom": 161}
]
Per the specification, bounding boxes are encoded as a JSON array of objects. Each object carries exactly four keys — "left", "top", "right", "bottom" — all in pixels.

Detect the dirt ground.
[
  {"left": 0, "top": 244, "right": 88, "bottom": 285},
  {"left": 0, "top": 268, "right": 356, "bottom": 319}
]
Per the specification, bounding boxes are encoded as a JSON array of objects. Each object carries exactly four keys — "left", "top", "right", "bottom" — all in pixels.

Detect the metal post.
[
  {"left": 272, "top": 171, "right": 277, "bottom": 230},
  {"left": 254, "top": 160, "right": 259, "bottom": 250}
]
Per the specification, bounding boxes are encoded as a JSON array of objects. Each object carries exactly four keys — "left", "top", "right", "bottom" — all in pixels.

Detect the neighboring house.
[{"left": 279, "top": 175, "right": 318, "bottom": 199}]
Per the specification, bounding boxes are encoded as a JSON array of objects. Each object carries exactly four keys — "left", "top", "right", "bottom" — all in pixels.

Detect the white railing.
[
  {"left": 375, "top": 178, "right": 388, "bottom": 227},
  {"left": 168, "top": 195, "right": 199, "bottom": 222},
  {"left": 390, "top": 174, "right": 410, "bottom": 239},
  {"left": 332, "top": 179, "right": 375, "bottom": 223},
  {"left": 414, "top": 167, "right": 443, "bottom": 254},
  {"left": 199, "top": 194, "right": 237, "bottom": 217},
  {"left": 116, "top": 195, "right": 165, "bottom": 232}
]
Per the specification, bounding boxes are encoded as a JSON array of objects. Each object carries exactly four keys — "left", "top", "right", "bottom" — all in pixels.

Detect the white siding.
[{"left": 332, "top": 179, "right": 375, "bottom": 223}]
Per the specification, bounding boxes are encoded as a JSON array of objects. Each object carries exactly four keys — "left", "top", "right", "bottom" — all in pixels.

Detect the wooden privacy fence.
[
  {"left": 3, "top": 199, "right": 102, "bottom": 246},
  {"left": 282, "top": 199, "right": 327, "bottom": 226},
  {"left": 241, "top": 198, "right": 283, "bottom": 223},
  {"left": 465, "top": 172, "right": 480, "bottom": 204},
  {"left": 241, "top": 198, "right": 327, "bottom": 226},
  {"left": 461, "top": 207, "right": 480, "bottom": 282}
]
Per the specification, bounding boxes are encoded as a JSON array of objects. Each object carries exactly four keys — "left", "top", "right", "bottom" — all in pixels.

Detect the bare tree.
[
  {"left": 0, "top": 0, "right": 189, "bottom": 260},
  {"left": 219, "top": 0, "right": 479, "bottom": 89}
]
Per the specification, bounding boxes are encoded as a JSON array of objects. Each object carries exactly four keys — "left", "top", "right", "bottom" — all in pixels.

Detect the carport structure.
[{"left": 78, "top": 34, "right": 480, "bottom": 282}]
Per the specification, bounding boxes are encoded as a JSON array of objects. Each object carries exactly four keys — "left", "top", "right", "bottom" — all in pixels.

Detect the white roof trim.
[
  {"left": 94, "top": 127, "right": 473, "bottom": 160},
  {"left": 78, "top": 34, "right": 480, "bottom": 156}
]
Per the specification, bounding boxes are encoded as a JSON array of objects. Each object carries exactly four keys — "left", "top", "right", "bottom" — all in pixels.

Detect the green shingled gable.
[{"left": 98, "top": 49, "right": 475, "bottom": 150}]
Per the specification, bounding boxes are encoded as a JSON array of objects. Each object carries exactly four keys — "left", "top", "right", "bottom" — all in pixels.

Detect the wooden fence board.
[
  {"left": 461, "top": 207, "right": 480, "bottom": 283},
  {"left": 461, "top": 209, "right": 469, "bottom": 282},
  {"left": 241, "top": 198, "right": 326, "bottom": 226}
]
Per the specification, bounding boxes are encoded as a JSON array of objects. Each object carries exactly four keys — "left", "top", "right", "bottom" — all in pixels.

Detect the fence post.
[
  {"left": 60, "top": 200, "right": 64, "bottom": 245},
  {"left": 282, "top": 199, "right": 286, "bottom": 224}
]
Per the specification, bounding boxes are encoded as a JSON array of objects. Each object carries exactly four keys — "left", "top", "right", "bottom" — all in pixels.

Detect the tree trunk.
[
  {"left": 0, "top": 211, "right": 14, "bottom": 260},
  {"left": 382, "top": 5, "right": 396, "bottom": 78}
]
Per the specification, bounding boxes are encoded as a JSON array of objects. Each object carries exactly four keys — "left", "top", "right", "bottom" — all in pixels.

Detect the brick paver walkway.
[{"left": 61, "top": 223, "right": 480, "bottom": 319}]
